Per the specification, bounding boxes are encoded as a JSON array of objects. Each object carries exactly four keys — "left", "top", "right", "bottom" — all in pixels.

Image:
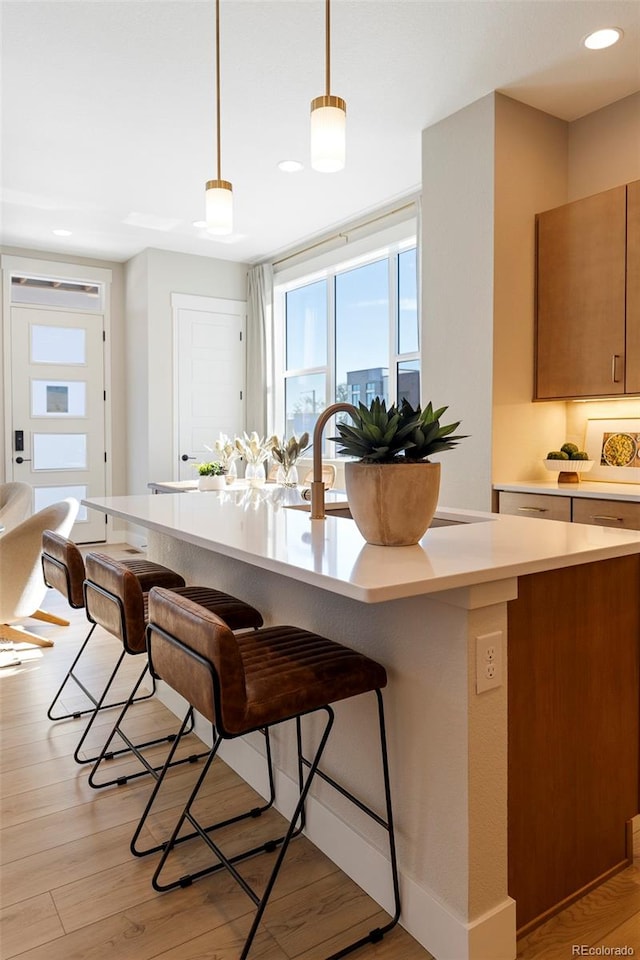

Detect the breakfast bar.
[{"left": 83, "top": 488, "right": 640, "bottom": 960}]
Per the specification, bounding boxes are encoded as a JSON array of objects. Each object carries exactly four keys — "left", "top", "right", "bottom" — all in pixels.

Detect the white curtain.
[{"left": 245, "top": 263, "right": 272, "bottom": 436}]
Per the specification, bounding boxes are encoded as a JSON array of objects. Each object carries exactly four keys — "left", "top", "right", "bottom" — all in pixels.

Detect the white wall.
[
  {"left": 124, "top": 247, "right": 248, "bottom": 495},
  {"left": 492, "top": 95, "right": 568, "bottom": 483},
  {"left": 568, "top": 92, "right": 640, "bottom": 201},
  {"left": 421, "top": 94, "right": 496, "bottom": 512}
]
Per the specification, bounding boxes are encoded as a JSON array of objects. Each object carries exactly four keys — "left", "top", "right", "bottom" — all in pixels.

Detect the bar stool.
[
  {"left": 82, "top": 552, "right": 264, "bottom": 791},
  {"left": 139, "top": 587, "right": 401, "bottom": 960},
  {"left": 42, "top": 532, "right": 186, "bottom": 722}
]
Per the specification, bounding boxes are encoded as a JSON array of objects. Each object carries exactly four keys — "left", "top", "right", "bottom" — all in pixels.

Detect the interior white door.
[
  {"left": 174, "top": 294, "right": 246, "bottom": 481},
  {"left": 10, "top": 305, "right": 107, "bottom": 542}
]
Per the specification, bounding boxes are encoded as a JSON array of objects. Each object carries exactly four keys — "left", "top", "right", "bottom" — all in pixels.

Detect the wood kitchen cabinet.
[
  {"left": 534, "top": 181, "right": 640, "bottom": 400},
  {"left": 497, "top": 489, "right": 640, "bottom": 530}
]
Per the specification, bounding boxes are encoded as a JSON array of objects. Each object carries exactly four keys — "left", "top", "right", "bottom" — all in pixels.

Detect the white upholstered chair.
[
  {"left": 0, "top": 498, "right": 79, "bottom": 648},
  {"left": 0, "top": 482, "right": 32, "bottom": 536}
]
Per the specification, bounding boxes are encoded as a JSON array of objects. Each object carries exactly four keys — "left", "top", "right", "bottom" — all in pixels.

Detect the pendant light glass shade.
[
  {"left": 205, "top": 178, "right": 233, "bottom": 234},
  {"left": 310, "top": 95, "right": 346, "bottom": 172}
]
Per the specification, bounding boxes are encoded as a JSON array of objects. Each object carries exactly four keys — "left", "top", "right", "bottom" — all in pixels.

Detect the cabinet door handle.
[
  {"left": 592, "top": 514, "right": 623, "bottom": 522},
  {"left": 517, "top": 506, "right": 548, "bottom": 513},
  {"left": 611, "top": 354, "right": 622, "bottom": 383}
]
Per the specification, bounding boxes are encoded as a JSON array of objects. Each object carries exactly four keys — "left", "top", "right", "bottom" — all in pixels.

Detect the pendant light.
[
  {"left": 205, "top": 0, "right": 232, "bottom": 234},
  {"left": 310, "top": 0, "right": 346, "bottom": 172}
]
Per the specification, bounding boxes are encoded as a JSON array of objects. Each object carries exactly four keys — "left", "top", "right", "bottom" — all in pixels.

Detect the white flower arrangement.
[{"left": 235, "top": 431, "right": 273, "bottom": 466}]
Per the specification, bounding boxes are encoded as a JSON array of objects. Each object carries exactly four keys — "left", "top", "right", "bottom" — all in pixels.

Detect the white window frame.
[{"left": 273, "top": 231, "right": 419, "bottom": 444}]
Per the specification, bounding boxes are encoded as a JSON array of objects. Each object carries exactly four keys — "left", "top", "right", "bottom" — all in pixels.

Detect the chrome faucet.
[{"left": 310, "top": 402, "right": 357, "bottom": 519}]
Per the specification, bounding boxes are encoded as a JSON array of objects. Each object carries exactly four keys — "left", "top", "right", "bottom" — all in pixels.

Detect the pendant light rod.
[
  {"left": 215, "top": 0, "right": 221, "bottom": 180},
  {"left": 325, "top": 0, "right": 331, "bottom": 95}
]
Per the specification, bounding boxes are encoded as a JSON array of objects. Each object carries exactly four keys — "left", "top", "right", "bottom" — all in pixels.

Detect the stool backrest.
[
  {"left": 148, "top": 587, "right": 246, "bottom": 733},
  {"left": 85, "top": 552, "right": 146, "bottom": 653},
  {"left": 42, "top": 531, "right": 86, "bottom": 609}
]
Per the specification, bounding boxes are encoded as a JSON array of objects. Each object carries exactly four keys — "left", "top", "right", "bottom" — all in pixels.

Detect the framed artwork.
[{"left": 584, "top": 418, "right": 640, "bottom": 483}]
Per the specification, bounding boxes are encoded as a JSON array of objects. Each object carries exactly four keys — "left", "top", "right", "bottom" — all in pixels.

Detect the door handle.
[
  {"left": 15, "top": 456, "right": 32, "bottom": 464},
  {"left": 181, "top": 454, "right": 197, "bottom": 462},
  {"left": 611, "top": 354, "right": 622, "bottom": 383}
]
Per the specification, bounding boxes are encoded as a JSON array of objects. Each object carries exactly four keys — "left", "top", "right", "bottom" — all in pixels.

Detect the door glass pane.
[
  {"left": 285, "top": 373, "right": 326, "bottom": 437},
  {"left": 336, "top": 259, "right": 389, "bottom": 407},
  {"left": 31, "top": 380, "right": 87, "bottom": 417},
  {"left": 398, "top": 360, "right": 421, "bottom": 407},
  {"left": 33, "top": 433, "right": 87, "bottom": 470},
  {"left": 34, "top": 485, "right": 88, "bottom": 521},
  {"left": 286, "top": 281, "right": 327, "bottom": 370},
  {"left": 398, "top": 248, "right": 418, "bottom": 355},
  {"left": 31, "top": 325, "right": 86, "bottom": 364}
]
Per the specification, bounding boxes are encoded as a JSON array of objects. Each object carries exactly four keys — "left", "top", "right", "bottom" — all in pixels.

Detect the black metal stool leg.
[
  {"left": 73, "top": 647, "right": 128, "bottom": 763},
  {"left": 87, "top": 663, "right": 205, "bottom": 789}
]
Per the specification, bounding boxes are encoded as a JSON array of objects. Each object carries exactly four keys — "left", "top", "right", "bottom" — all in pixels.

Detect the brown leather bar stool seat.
[
  {"left": 82, "top": 552, "right": 263, "bottom": 790},
  {"left": 42, "top": 531, "right": 186, "bottom": 722},
  {"left": 137, "top": 587, "right": 400, "bottom": 960}
]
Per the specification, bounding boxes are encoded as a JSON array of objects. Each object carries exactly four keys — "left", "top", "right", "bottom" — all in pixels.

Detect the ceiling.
[{"left": 2, "top": 0, "right": 639, "bottom": 266}]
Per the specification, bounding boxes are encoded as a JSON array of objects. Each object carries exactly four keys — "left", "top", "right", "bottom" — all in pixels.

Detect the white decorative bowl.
[{"left": 543, "top": 459, "right": 594, "bottom": 483}]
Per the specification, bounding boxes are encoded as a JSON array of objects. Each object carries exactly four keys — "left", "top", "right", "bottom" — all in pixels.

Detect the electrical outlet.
[{"left": 476, "top": 631, "right": 503, "bottom": 694}]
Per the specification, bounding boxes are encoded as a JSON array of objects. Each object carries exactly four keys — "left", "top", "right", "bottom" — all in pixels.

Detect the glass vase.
[
  {"left": 225, "top": 460, "right": 237, "bottom": 485},
  {"left": 245, "top": 462, "right": 266, "bottom": 487},
  {"left": 276, "top": 463, "right": 298, "bottom": 488}
]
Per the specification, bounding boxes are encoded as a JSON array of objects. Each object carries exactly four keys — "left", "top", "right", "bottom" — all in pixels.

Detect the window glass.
[
  {"left": 31, "top": 380, "right": 87, "bottom": 417},
  {"left": 285, "top": 373, "right": 326, "bottom": 437},
  {"left": 397, "top": 360, "right": 421, "bottom": 407},
  {"left": 398, "top": 248, "right": 418, "bottom": 355},
  {"left": 12, "top": 276, "right": 103, "bottom": 311},
  {"left": 335, "top": 259, "right": 389, "bottom": 406},
  {"left": 33, "top": 433, "right": 87, "bottom": 470},
  {"left": 286, "top": 281, "right": 327, "bottom": 370},
  {"left": 31, "top": 325, "right": 86, "bottom": 364}
]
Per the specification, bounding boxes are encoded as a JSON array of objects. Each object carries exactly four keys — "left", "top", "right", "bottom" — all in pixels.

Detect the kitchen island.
[{"left": 83, "top": 488, "right": 640, "bottom": 960}]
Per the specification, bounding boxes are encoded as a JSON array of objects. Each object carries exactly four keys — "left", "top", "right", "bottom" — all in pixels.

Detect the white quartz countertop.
[
  {"left": 83, "top": 488, "right": 640, "bottom": 603},
  {"left": 494, "top": 479, "right": 640, "bottom": 501}
]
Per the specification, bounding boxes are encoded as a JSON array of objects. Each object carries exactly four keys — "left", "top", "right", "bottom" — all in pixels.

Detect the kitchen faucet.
[{"left": 310, "top": 402, "right": 358, "bottom": 519}]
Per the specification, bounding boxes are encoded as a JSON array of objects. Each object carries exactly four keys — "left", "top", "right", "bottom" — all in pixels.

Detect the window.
[{"left": 276, "top": 238, "right": 419, "bottom": 452}]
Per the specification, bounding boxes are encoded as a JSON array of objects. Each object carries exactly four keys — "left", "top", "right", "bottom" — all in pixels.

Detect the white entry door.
[
  {"left": 173, "top": 294, "right": 246, "bottom": 481},
  {"left": 9, "top": 304, "right": 107, "bottom": 542}
]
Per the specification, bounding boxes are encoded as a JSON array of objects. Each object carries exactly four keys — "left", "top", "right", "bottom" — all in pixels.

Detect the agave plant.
[
  {"left": 400, "top": 400, "right": 467, "bottom": 461},
  {"left": 331, "top": 398, "right": 417, "bottom": 462},
  {"left": 332, "top": 397, "right": 466, "bottom": 463}
]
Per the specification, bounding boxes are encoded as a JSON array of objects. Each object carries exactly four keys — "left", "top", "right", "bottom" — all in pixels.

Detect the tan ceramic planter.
[{"left": 344, "top": 460, "right": 441, "bottom": 546}]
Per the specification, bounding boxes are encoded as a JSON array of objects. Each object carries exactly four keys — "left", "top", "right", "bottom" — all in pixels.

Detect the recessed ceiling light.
[
  {"left": 52, "top": 228, "right": 72, "bottom": 237},
  {"left": 583, "top": 27, "right": 623, "bottom": 49},
  {"left": 278, "top": 160, "right": 304, "bottom": 173},
  {"left": 192, "top": 220, "right": 207, "bottom": 228}
]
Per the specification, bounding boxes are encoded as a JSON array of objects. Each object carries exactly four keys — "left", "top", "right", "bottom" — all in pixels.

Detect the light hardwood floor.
[{"left": 1, "top": 548, "right": 639, "bottom": 960}]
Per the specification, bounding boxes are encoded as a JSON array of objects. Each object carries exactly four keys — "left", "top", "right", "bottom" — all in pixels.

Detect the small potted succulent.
[
  {"left": 268, "top": 432, "right": 310, "bottom": 487},
  {"left": 332, "top": 398, "right": 466, "bottom": 545},
  {"left": 195, "top": 460, "right": 227, "bottom": 491}
]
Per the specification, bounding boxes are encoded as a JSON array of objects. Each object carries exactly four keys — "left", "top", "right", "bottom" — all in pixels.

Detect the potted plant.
[
  {"left": 331, "top": 398, "right": 466, "bottom": 545},
  {"left": 268, "top": 432, "right": 310, "bottom": 487},
  {"left": 195, "top": 461, "right": 227, "bottom": 491}
]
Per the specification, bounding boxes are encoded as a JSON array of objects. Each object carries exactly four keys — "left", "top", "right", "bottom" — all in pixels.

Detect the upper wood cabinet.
[{"left": 534, "top": 182, "right": 639, "bottom": 400}]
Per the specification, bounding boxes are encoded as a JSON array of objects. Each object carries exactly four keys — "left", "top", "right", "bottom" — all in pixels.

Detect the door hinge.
[
  {"left": 103, "top": 330, "right": 106, "bottom": 342},
  {"left": 239, "top": 330, "right": 243, "bottom": 341},
  {"left": 104, "top": 452, "right": 107, "bottom": 463},
  {"left": 103, "top": 390, "right": 106, "bottom": 402},
  {"left": 240, "top": 390, "right": 243, "bottom": 400}
]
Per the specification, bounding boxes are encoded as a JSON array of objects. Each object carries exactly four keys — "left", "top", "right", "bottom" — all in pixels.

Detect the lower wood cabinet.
[
  {"left": 508, "top": 555, "right": 640, "bottom": 932},
  {"left": 498, "top": 490, "right": 640, "bottom": 530}
]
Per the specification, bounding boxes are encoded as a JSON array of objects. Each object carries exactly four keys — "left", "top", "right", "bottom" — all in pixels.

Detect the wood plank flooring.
[{"left": 1, "top": 546, "right": 639, "bottom": 960}]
